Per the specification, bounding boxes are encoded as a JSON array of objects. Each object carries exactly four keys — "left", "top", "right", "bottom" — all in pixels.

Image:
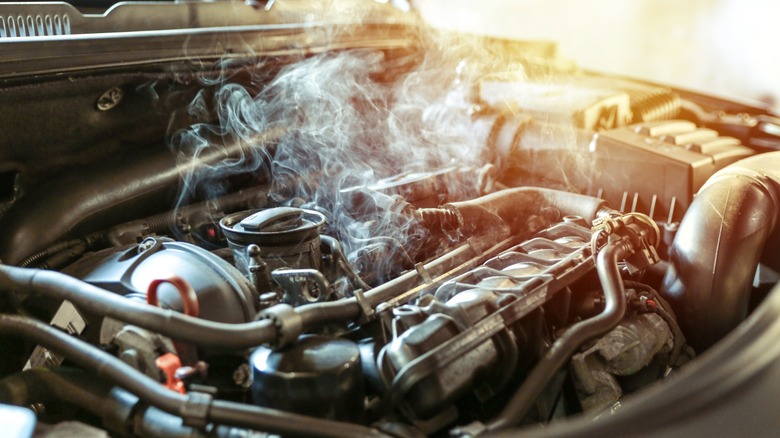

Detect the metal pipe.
[
  {"left": 486, "top": 239, "right": 631, "bottom": 431},
  {"left": 298, "top": 236, "right": 507, "bottom": 327}
]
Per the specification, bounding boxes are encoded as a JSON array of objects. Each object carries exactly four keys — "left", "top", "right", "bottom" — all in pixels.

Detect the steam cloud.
[{"left": 168, "top": 42, "right": 494, "bottom": 280}]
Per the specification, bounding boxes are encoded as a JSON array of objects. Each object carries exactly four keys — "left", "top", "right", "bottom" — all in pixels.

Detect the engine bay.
[{"left": 2, "top": 3, "right": 780, "bottom": 436}]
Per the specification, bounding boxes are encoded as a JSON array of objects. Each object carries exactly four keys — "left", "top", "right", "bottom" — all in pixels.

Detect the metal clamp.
[
  {"left": 353, "top": 288, "right": 375, "bottom": 323},
  {"left": 414, "top": 263, "right": 432, "bottom": 284},
  {"left": 271, "top": 268, "right": 332, "bottom": 306}
]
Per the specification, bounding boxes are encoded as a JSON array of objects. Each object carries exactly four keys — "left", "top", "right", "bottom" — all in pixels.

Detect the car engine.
[{"left": 1, "top": 1, "right": 780, "bottom": 437}]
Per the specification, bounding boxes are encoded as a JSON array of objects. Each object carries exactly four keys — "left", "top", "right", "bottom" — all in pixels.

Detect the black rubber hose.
[
  {"left": 298, "top": 298, "right": 361, "bottom": 327},
  {"left": 661, "top": 152, "right": 780, "bottom": 351},
  {"left": 207, "top": 402, "right": 387, "bottom": 437},
  {"left": 0, "top": 314, "right": 185, "bottom": 413},
  {"left": 421, "top": 187, "right": 607, "bottom": 237},
  {"left": 0, "top": 238, "right": 496, "bottom": 349},
  {"left": 0, "top": 265, "right": 277, "bottom": 349},
  {"left": 0, "top": 368, "right": 113, "bottom": 419},
  {"left": 0, "top": 314, "right": 386, "bottom": 437},
  {"left": 486, "top": 239, "right": 631, "bottom": 431},
  {"left": 0, "top": 369, "right": 257, "bottom": 438}
]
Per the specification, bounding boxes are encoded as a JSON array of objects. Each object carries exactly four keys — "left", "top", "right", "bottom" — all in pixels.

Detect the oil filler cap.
[
  {"left": 219, "top": 207, "right": 326, "bottom": 276},
  {"left": 239, "top": 207, "right": 303, "bottom": 232}
]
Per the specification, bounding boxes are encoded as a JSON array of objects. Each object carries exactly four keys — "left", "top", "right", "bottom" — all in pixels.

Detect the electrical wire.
[{"left": 0, "top": 314, "right": 386, "bottom": 438}]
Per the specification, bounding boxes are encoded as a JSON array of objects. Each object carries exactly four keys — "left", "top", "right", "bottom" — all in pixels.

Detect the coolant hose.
[
  {"left": 0, "top": 265, "right": 277, "bottom": 349},
  {"left": 486, "top": 239, "right": 631, "bottom": 431},
  {"left": 0, "top": 368, "right": 113, "bottom": 419},
  {"left": 0, "top": 314, "right": 387, "bottom": 438},
  {"left": 0, "top": 238, "right": 498, "bottom": 349},
  {"left": 0, "top": 188, "right": 606, "bottom": 351},
  {"left": 0, "top": 368, "right": 182, "bottom": 437},
  {"left": 660, "top": 152, "right": 780, "bottom": 351}
]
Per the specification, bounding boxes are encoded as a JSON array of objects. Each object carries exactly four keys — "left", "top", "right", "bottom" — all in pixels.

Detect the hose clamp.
[
  {"left": 258, "top": 304, "right": 303, "bottom": 349},
  {"left": 180, "top": 391, "right": 213, "bottom": 429}
]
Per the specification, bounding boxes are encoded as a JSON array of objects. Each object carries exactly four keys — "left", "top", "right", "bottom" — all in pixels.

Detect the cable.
[
  {"left": 0, "top": 236, "right": 496, "bottom": 349},
  {"left": 16, "top": 239, "right": 84, "bottom": 268},
  {"left": 624, "top": 280, "right": 687, "bottom": 366},
  {"left": 0, "top": 314, "right": 386, "bottom": 437}
]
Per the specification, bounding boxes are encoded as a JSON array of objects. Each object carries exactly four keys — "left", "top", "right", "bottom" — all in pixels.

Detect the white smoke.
[{"left": 167, "top": 40, "right": 495, "bottom": 279}]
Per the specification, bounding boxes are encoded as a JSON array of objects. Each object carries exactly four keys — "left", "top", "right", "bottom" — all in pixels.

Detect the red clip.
[
  {"left": 147, "top": 276, "right": 200, "bottom": 366},
  {"left": 156, "top": 352, "right": 185, "bottom": 394},
  {"left": 147, "top": 276, "right": 199, "bottom": 318},
  {"left": 646, "top": 299, "right": 658, "bottom": 312}
]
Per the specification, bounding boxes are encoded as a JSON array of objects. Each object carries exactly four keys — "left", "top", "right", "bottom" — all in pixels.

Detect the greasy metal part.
[
  {"left": 486, "top": 238, "right": 632, "bottom": 431},
  {"left": 365, "top": 237, "right": 516, "bottom": 310},
  {"left": 571, "top": 313, "right": 673, "bottom": 412},
  {"left": 246, "top": 244, "right": 275, "bottom": 296},
  {"left": 271, "top": 269, "right": 332, "bottom": 306},
  {"left": 661, "top": 152, "right": 780, "bottom": 351},
  {"left": 380, "top": 223, "right": 596, "bottom": 425}
]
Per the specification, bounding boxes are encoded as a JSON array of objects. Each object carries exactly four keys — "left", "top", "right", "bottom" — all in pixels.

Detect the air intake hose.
[
  {"left": 661, "top": 152, "right": 780, "bottom": 351},
  {"left": 419, "top": 187, "right": 608, "bottom": 239}
]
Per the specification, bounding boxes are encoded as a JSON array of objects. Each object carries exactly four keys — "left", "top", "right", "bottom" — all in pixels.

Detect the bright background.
[{"left": 416, "top": 0, "right": 779, "bottom": 110}]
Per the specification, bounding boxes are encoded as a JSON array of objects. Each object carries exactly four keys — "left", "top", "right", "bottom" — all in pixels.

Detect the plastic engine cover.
[{"left": 63, "top": 237, "right": 257, "bottom": 323}]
